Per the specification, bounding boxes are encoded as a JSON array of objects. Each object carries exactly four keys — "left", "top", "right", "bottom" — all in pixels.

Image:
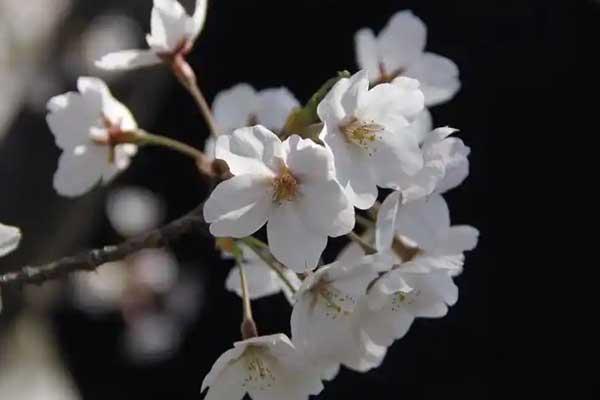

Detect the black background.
[{"left": 0, "top": 0, "right": 584, "bottom": 398}]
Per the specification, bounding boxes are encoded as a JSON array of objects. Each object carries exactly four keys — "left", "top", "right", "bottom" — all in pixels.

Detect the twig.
[{"left": 0, "top": 204, "right": 209, "bottom": 288}]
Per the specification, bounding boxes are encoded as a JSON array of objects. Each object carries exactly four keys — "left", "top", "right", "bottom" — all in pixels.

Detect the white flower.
[
  {"left": 201, "top": 334, "right": 324, "bottom": 400},
  {"left": 205, "top": 84, "right": 300, "bottom": 159},
  {"left": 291, "top": 253, "right": 392, "bottom": 372},
  {"left": 213, "top": 84, "right": 299, "bottom": 137},
  {"left": 317, "top": 70, "right": 425, "bottom": 209},
  {"left": 106, "top": 186, "right": 165, "bottom": 237},
  {"left": 392, "top": 126, "right": 471, "bottom": 203},
  {"left": 355, "top": 192, "right": 479, "bottom": 347},
  {"left": 0, "top": 223, "right": 21, "bottom": 312},
  {"left": 203, "top": 126, "right": 355, "bottom": 272},
  {"left": 96, "top": 0, "right": 208, "bottom": 70},
  {"left": 355, "top": 10, "right": 460, "bottom": 106},
  {"left": 46, "top": 77, "right": 138, "bottom": 197},
  {"left": 225, "top": 244, "right": 301, "bottom": 304}
]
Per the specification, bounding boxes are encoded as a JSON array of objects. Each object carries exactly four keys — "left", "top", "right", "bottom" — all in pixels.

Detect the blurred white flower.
[
  {"left": 96, "top": 0, "right": 208, "bottom": 70},
  {"left": 106, "top": 186, "right": 165, "bottom": 237},
  {"left": 212, "top": 84, "right": 299, "bottom": 137},
  {"left": 124, "top": 312, "right": 182, "bottom": 363},
  {"left": 225, "top": 244, "right": 301, "bottom": 304},
  {"left": 130, "top": 249, "right": 178, "bottom": 294},
  {"left": 71, "top": 261, "right": 128, "bottom": 314},
  {"left": 204, "top": 126, "right": 354, "bottom": 272},
  {"left": 81, "top": 14, "right": 142, "bottom": 76},
  {"left": 291, "top": 253, "right": 392, "bottom": 373},
  {"left": 318, "top": 70, "right": 424, "bottom": 209},
  {"left": 202, "top": 334, "right": 324, "bottom": 400},
  {"left": 46, "top": 77, "right": 138, "bottom": 197},
  {"left": 355, "top": 10, "right": 460, "bottom": 106}
]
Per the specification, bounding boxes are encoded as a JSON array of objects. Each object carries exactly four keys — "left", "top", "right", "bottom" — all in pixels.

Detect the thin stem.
[
  {"left": 235, "top": 255, "right": 254, "bottom": 323},
  {"left": 348, "top": 231, "right": 377, "bottom": 254},
  {"left": 170, "top": 58, "right": 219, "bottom": 137},
  {"left": 136, "top": 130, "right": 205, "bottom": 161},
  {"left": 240, "top": 237, "right": 297, "bottom": 295}
]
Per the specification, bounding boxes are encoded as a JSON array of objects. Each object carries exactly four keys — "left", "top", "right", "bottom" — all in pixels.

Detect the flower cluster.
[{"left": 0, "top": 4, "right": 479, "bottom": 399}]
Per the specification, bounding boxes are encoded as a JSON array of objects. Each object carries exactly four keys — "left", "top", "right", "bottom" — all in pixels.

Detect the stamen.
[
  {"left": 242, "top": 348, "right": 276, "bottom": 391},
  {"left": 272, "top": 165, "right": 298, "bottom": 203},
  {"left": 340, "top": 117, "right": 384, "bottom": 149},
  {"left": 312, "top": 281, "right": 355, "bottom": 319}
]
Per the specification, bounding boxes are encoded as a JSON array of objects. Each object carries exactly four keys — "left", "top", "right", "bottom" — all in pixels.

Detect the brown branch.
[{"left": 0, "top": 203, "right": 209, "bottom": 288}]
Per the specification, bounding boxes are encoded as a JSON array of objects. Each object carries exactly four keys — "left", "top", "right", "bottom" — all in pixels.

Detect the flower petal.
[
  {"left": 267, "top": 203, "right": 327, "bottom": 272},
  {"left": 148, "top": 0, "right": 188, "bottom": 51},
  {"left": 256, "top": 87, "right": 300, "bottom": 133},
  {"left": 376, "top": 191, "right": 402, "bottom": 252},
  {"left": 215, "top": 125, "right": 282, "bottom": 176},
  {"left": 394, "top": 194, "right": 450, "bottom": 250},
  {"left": 378, "top": 10, "right": 427, "bottom": 72},
  {"left": 189, "top": 0, "right": 208, "bottom": 41},
  {"left": 53, "top": 145, "right": 108, "bottom": 197},
  {"left": 354, "top": 28, "right": 380, "bottom": 82},
  {"left": 204, "top": 174, "right": 273, "bottom": 238},
  {"left": 95, "top": 49, "right": 161, "bottom": 71},
  {"left": 404, "top": 52, "right": 461, "bottom": 106},
  {"left": 0, "top": 223, "right": 21, "bottom": 257},
  {"left": 212, "top": 84, "right": 258, "bottom": 134}
]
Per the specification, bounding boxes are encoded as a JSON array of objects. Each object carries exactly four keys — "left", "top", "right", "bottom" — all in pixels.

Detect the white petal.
[
  {"left": 378, "top": 10, "right": 427, "bottom": 73},
  {"left": 202, "top": 346, "right": 247, "bottom": 396},
  {"left": 225, "top": 263, "right": 281, "bottom": 300},
  {"left": 321, "top": 126, "right": 378, "bottom": 209},
  {"left": 412, "top": 109, "right": 434, "bottom": 145},
  {"left": 148, "top": 0, "right": 188, "bottom": 52},
  {"left": 215, "top": 126, "right": 282, "bottom": 176},
  {"left": 204, "top": 174, "right": 273, "bottom": 238},
  {"left": 46, "top": 92, "right": 100, "bottom": 150},
  {"left": 53, "top": 145, "right": 108, "bottom": 197},
  {"left": 362, "top": 298, "right": 415, "bottom": 347},
  {"left": 284, "top": 135, "right": 333, "bottom": 182},
  {"left": 376, "top": 191, "right": 402, "bottom": 252},
  {"left": 95, "top": 49, "right": 161, "bottom": 70},
  {"left": 439, "top": 225, "right": 479, "bottom": 254},
  {"left": 394, "top": 194, "right": 450, "bottom": 251},
  {"left": 256, "top": 87, "right": 300, "bottom": 132},
  {"left": 317, "top": 74, "right": 353, "bottom": 124},
  {"left": 425, "top": 134, "right": 470, "bottom": 194},
  {"left": 354, "top": 28, "right": 380, "bottom": 82},
  {"left": 0, "top": 223, "right": 21, "bottom": 257},
  {"left": 189, "top": 0, "right": 208, "bottom": 41},
  {"left": 212, "top": 84, "right": 258, "bottom": 134},
  {"left": 404, "top": 52, "right": 461, "bottom": 106},
  {"left": 361, "top": 79, "right": 425, "bottom": 122},
  {"left": 267, "top": 203, "right": 327, "bottom": 272}
]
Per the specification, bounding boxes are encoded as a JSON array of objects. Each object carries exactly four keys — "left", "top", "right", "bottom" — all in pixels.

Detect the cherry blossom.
[
  {"left": 391, "top": 127, "right": 471, "bottom": 203},
  {"left": 0, "top": 223, "right": 21, "bottom": 312},
  {"left": 203, "top": 126, "right": 355, "bottom": 272},
  {"left": 355, "top": 10, "right": 460, "bottom": 106},
  {"left": 201, "top": 334, "right": 324, "bottom": 400},
  {"left": 106, "top": 186, "right": 165, "bottom": 237},
  {"left": 318, "top": 70, "right": 425, "bottom": 209},
  {"left": 225, "top": 243, "right": 301, "bottom": 304},
  {"left": 290, "top": 253, "right": 392, "bottom": 372},
  {"left": 96, "top": 0, "right": 208, "bottom": 70},
  {"left": 46, "top": 77, "right": 138, "bottom": 197},
  {"left": 355, "top": 192, "right": 479, "bottom": 346}
]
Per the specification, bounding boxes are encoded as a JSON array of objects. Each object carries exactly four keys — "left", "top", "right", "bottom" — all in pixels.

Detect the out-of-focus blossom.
[
  {"left": 123, "top": 312, "right": 182, "bottom": 363},
  {"left": 96, "top": 0, "right": 208, "bottom": 71},
  {"left": 46, "top": 77, "right": 138, "bottom": 197},
  {"left": 106, "top": 186, "right": 165, "bottom": 237},
  {"left": 355, "top": 10, "right": 460, "bottom": 106}
]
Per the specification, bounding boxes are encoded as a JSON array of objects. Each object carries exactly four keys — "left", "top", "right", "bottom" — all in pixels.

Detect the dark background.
[{"left": 0, "top": 0, "right": 584, "bottom": 398}]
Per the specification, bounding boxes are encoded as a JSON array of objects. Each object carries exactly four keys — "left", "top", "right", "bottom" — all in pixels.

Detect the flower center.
[
  {"left": 390, "top": 289, "right": 420, "bottom": 311},
  {"left": 272, "top": 166, "right": 298, "bottom": 203},
  {"left": 340, "top": 117, "right": 384, "bottom": 149},
  {"left": 311, "top": 280, "right": 356, "bottom": 319},
  {"left": 242, "top": 347, "right": 276, "bottom": 391}
]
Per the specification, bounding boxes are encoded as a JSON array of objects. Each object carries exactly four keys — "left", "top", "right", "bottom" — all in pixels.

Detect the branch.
[{"left": 0, "top": 204, "right": 209, "bottom": 288}]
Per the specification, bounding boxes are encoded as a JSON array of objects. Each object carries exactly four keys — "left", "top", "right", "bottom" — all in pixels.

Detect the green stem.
[
  {"left": 240, "top": 237, "right": 298, "bottom": 295},
  {"left": 135, "top": 130, "right": 205, "bottom": 160}
]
